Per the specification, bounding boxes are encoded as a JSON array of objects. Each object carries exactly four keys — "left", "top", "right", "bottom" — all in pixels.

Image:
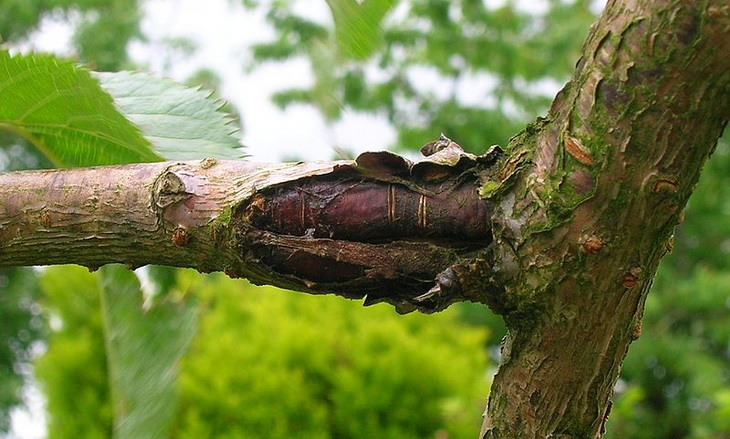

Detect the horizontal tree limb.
[{"left": 0, "top": 141, "right": 502, "bottom": 313}]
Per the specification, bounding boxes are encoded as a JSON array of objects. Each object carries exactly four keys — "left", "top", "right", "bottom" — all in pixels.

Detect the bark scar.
[{"left": 151, "top": 167, "right": 195, "bottom": 230}]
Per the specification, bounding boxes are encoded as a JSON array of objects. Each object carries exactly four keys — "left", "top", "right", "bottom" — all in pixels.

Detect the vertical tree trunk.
[{"left": 477, "top": 0, "right": 730, "bottom": 437}]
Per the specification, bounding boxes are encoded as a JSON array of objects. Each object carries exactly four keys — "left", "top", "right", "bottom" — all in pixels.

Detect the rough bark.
[
  {"left": 476, "top": 0, "right": 730, "bottom": 437},
  {"left": 0, "top": 0, "right": 728, "bottom": 437}
]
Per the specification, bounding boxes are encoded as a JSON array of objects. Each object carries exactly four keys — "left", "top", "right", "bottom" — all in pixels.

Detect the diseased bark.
[
  {"left": 0, "top": 143, "right": 500, "bottom": 313},
  {"left": 0, "top": 159, "right": 334, "bottom": 270},
  {"left": 0, "top": 0, "right": 728, "bottom": 437},
  {"left": 477, "top": 0, "right": 730, "bottom": 437}
]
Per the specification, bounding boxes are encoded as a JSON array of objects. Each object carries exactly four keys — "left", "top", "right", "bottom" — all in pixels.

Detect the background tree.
[
  {"left": 0, "top": 0, "right": 728, "bottom": 438},
  {"left": 247, "top": 0, "right": 596, "bottom": 153}
]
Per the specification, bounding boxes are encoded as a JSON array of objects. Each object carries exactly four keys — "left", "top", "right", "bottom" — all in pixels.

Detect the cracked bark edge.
[{"left": 230, "top": 136, "right": 504, "bottom": 313}]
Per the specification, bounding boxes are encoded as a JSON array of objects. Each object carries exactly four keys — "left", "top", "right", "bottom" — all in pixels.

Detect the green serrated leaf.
[
  {"left": 96, "top": 71, "right": 245, "bottom": 160},
  {"left": 99, "top": 265, "right": 197, "bottom": 439},
  {"left": 0, "top": 50, "right": 162, "bottom": 167}
]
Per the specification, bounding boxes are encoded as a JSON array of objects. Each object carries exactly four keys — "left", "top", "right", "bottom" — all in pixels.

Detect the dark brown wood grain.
[
  {"left": 234, "top": 168, "right": 494, "bottom": 311},
  {"left": 243, "top": 175, "right": 491, "bottom": 244}
]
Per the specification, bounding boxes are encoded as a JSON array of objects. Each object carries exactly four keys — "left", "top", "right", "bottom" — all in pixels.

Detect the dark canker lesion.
[
  {"left": 245, "top": 175, "right": 490, "bottom": 244},
  {"left": 235, "top": 137, "right": 501, "bottom": 312}
]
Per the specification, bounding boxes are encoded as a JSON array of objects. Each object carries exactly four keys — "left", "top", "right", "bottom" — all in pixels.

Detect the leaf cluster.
[
  {"left": 247, "top": 0, "right": 596, "bottom": 153},
  {"left": 0, "top": 0, "right": 143, "bottom": 71},
  {"left": 0, "top": 51, "right": 244, "bottom": 167}
]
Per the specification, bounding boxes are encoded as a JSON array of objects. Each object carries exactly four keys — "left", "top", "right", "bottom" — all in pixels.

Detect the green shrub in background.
[
  {"left": 34, "top": 267, "right": 112, "bottom": 439},
  {"left": 35, "top": 268, "right": 490, "bottom": 439},
  {"left": 174, "top": 273, "right": 490, "bottom": 439}
]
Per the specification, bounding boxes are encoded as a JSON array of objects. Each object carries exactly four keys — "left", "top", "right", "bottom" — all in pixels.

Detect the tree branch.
[
  {"left": 479, "top": 0, "right": 730, "bottom": 437},
  {"left": 0, "top": 143, "right": 501, "bottom": 313},
  {"left": 0, "top": 159, "right": 320, "bottom": 270}
]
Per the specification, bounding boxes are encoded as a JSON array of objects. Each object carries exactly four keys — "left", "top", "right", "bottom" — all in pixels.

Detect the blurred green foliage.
[
  {"left": 0, "top": 0, "right": 142, "bottom": 71},
  {"left": 247, "top": 0, "right": 595, "bottom": 152},
  {"left": 174, "top": 273, "right": 490, "bottom": 439},
  {"left": 325, "top": 0, "right": 397, "bottom": 60},
  {"left": 34, "top": 267, "right": 112, "bottom": 439},
  {"left": 35, "top": 269, "right": 490, "bottom": 439},
  {"left": 0, "top": 269, "right": 43, "bottom": 433},
  {"left": 98, "top": 266, "right": 198, "bottom": 439}
]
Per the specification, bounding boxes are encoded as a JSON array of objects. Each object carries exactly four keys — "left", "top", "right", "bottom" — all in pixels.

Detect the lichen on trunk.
[{"left": 478, "top": 0, "right": 730, "bottom": 437}]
